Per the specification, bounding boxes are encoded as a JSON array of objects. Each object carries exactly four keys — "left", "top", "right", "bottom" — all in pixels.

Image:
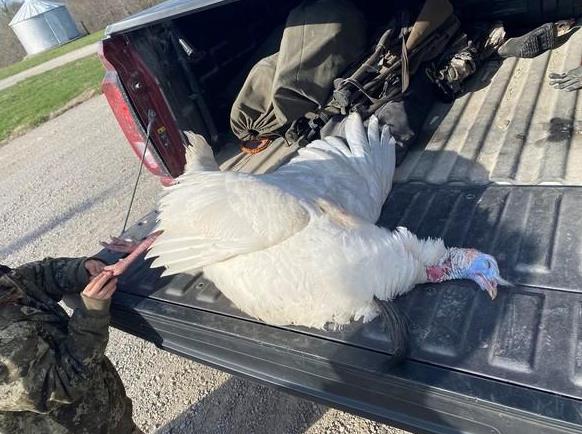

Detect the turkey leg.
[{"left": 102, "top": 231, "right": 162, "bottom": 277}]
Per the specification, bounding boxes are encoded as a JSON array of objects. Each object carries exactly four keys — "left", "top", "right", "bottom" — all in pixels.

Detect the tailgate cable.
[{"left": 121, "top": 109, "right": 156, "bottom": 234}]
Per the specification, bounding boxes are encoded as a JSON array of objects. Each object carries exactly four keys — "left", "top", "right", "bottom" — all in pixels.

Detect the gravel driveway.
[{"left": 0, "top": 96, "right": 409, "bottom": 434}]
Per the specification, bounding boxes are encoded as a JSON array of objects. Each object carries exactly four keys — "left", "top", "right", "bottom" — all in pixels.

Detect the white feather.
[{"left": 150, "top": 114, "right": 447, "bottom": 328}]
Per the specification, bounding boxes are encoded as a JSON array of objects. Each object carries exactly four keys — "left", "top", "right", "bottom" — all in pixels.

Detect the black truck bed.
[{"left": 101, "top": 25, "right": 582, "bottom": 434}]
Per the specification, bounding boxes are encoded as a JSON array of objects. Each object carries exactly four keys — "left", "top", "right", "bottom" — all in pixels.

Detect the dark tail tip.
[{"left": 373, "top": 296, "right": 409, "bottom": 365}]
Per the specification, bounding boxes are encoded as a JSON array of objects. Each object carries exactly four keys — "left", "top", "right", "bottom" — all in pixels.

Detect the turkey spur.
[{"left": 107, "top": 114, "right": 510, "bottom": 362}]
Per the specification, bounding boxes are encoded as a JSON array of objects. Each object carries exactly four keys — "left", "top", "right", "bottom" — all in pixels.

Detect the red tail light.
[{"left": 98, "top": 41, "right": 168, "bottom": 178}]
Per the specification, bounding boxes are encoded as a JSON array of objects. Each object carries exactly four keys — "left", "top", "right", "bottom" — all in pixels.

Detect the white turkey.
[{"left": 104, "top": 113, "right": 509, "bottom": 361}]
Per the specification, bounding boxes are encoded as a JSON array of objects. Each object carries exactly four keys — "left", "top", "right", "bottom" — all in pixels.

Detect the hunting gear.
[
  {"left": 498, "top": 19, "right": 580, "bottom": 58},
  {"left": 229, "top": 0, "right": 506, "bottom": 161},
  {"left": 230, "top": 0, "right": 581, "bottom": 164},
  {"left": 229, "top": 0, "right": 367, "bottom": 150}
]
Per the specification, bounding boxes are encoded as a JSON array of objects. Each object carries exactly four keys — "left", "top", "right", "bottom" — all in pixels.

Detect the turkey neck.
[{"left": 425, "top": 247, "right": 471, "bottom": 284}]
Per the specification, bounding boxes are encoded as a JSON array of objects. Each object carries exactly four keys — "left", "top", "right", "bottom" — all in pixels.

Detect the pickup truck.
[{"left": 97, "top": 1, "right": 582, "bottom": 433}]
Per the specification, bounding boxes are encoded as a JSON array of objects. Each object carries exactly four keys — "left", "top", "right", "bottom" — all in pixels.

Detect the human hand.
[
  {"left": 549, "top": 65, "right": 582, "bottom": 92},
  {"left": 84, "top": 259, "right": 107, "bottom": 279},
  {"left": 81, "top": 271, "right": 117, "bottom": 300}
]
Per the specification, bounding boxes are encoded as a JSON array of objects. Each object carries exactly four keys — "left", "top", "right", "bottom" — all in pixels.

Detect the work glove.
[{"left": 549, "top": 65, "right": 582, "bottom": 92}]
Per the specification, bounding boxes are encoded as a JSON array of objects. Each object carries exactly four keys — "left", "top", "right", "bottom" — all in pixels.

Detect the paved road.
[
  {"left": 0, "top": 96, "right": 409, "bottom": 434},
  {"left": 0, "top": 43, "right": 98, "bottom": 91}
]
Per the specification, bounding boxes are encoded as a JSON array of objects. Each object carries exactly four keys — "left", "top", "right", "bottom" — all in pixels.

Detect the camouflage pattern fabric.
[{"left": 0, "top": 258, "right": 139, "bottom": 434}]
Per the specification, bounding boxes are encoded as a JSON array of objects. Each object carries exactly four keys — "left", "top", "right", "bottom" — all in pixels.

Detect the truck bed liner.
[
  {"left": 103, "top": 184, "right": 582, "bottom": 423},
  {"left": 110, "top": 286, "right": 582, "bottom": 434},
  {"left": 396, "top": 27, "right": 582, "bottom": 186}
]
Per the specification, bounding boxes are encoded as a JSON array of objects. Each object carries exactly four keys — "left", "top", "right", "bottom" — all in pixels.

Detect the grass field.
[
  {"left": 0, "top": 30, "right": 104, "bottom": 82},
  {"left": 0, "top": 55, "right": 104, "bottom": 142}
]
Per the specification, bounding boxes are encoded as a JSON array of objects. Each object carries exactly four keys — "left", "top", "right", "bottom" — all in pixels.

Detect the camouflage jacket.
[{"left": 0, "top": 258, "right": 137, "bottom": 434}]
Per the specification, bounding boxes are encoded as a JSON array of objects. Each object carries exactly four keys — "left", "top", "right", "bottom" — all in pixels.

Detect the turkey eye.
[{"left": 486, "top": 260, "right": 492, "bottom": 269}]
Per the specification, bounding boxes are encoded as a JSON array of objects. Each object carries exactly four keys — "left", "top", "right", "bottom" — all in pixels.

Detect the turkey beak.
[
  {"left": 483, "top": 275, "right": 513, "bottom": 300},
  {"left": 492, "top": 276, "right": 514, "bottom": 299},
  {"left": 486, "top": 282, "right": 497, "bottom": 300},
  {"left": 475, "top": 274, "right": 498, "bottom": 300}
]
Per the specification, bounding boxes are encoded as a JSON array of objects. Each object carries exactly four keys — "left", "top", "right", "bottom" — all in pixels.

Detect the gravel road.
[{"left": 0, "top": 96, "right": 410, "bottom": 434}]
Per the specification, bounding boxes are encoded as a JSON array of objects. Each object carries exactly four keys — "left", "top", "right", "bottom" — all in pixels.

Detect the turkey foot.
[{"left": 101, "top": 231, "right": 162, "bottom": 277}]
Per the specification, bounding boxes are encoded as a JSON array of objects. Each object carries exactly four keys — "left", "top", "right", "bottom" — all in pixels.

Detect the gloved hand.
[{"left": 549, "top": 65, "right": 582, "bottom": 92}]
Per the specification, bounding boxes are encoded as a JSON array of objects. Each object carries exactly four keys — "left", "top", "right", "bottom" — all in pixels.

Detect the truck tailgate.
[{"left": 101, "top": 28, "right": 582, "bottom": 434}]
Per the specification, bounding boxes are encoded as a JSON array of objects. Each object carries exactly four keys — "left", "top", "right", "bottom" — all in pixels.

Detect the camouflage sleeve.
[
  {"left": 14, "top": 257, "right": 91, "bottom": 301},
  {"left": 0, "top": 305, "right": 110, "bottom": 413}
]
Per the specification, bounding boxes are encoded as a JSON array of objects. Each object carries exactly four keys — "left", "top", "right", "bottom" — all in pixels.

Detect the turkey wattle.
[{"left": 106, "top": 114, "right": 509, "bottom": 360}]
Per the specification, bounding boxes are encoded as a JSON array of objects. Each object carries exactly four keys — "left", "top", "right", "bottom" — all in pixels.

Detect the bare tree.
[
  {"left": 0, "top": 1, "right": 25, "bottom": 67},
  {"left": 63, "top": 0, "right": 165, "bottom": 33}
]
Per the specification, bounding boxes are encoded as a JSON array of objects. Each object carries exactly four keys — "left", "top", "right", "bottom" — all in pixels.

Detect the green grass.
[
  {"left": 0, "top": 30, "right": 104, "bottom": 81},
  {"left": 0, "top": 55, "right": 104, "bottom": 142}
]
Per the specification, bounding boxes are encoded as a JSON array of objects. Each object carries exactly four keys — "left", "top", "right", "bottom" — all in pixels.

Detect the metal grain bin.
[{"left": 9, "top": 0, "right": 81, "bottom": 56}]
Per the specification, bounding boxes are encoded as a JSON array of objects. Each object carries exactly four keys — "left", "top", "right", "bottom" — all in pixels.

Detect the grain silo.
[{"left": 9, "top": 0, "right": 82, "bottom": 56}]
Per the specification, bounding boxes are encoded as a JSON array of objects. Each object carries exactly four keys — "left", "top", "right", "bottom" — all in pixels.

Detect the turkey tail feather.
[
  {"left": 182, "top": 131, "right": 219, "bottom": 173},
  {"left": 373, "top": 296, "right": 409, "bottom": 365}
]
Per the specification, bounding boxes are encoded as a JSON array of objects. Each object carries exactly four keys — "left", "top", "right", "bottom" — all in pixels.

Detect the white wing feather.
[
  {"left": 271, "top": 114, "right": 396, "bottom": 222},
  {"left": 148, "top": 170, "right": 310, "bottom": 276},
  {"left": 149, "top": 113, "right": 396, "bottom": 279}
]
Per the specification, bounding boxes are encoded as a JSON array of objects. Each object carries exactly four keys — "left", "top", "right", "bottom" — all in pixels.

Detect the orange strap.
[{"left": 240, "top": 137, "right": 272, "bottom": 155}]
